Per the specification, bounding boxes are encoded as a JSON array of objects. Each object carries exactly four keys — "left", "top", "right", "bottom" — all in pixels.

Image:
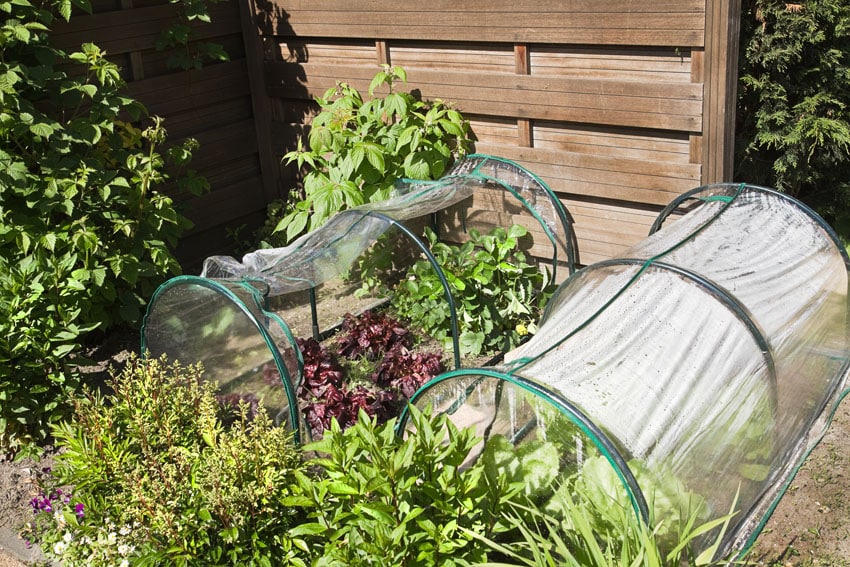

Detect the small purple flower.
[
  {"left": 30, "top": 493, "right": 53, "bottom": 514},
  {"left": 74, "top": 503, "right": 85, "bottom": 519}
]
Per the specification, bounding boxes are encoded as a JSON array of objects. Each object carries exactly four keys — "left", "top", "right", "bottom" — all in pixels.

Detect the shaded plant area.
[
  {"left": 736, "top": 0, "right": 850, "bottom": 235},
  {"left": 0, "top": 0, "right": 205, "bottom": 453}
]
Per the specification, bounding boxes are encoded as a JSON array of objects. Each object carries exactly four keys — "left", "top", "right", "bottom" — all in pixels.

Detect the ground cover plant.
[{"left": 0, "top": 0, "right": 205, "bottom": 453}]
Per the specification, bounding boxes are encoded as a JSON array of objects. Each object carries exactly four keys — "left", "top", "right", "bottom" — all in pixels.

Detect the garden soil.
[{"left": 2, "top": 298, "right": 850, "bottom": 565}]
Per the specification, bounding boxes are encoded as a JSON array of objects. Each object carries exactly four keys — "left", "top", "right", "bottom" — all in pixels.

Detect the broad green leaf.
[{"left": 29, "top": 122, "right": 54, "bottom": 138}]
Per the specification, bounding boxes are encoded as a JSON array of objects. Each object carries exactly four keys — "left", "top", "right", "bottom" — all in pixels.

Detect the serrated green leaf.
[{"left": 40, "top": 233, "right": 56, "bottom": 251}]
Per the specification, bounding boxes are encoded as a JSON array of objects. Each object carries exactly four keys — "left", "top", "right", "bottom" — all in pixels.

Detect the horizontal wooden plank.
[
  {"left": 183, "top": 177, "right": 268, "bottom": 234},
  {"left": 280, "top": 0, "right": 705, "bottom": 11},
  {"left": 266, "top": 63, "right": 703, "bottom": 132},
  {"left": 468, "top": 117, "right": 519, "bottom": 146},
  {"left": 52, "top": 1, "right": 239, "bottom": 55},
  {"left": 532, "top": 123, "right": 691, "bottom": 164},
  {"left": 274, "top": 40, "right": 376, "bottom": 65},
  {"left": 160, "top": 96, "right": 256, "bottom": 141},
  {"left": 183, "top": 119, "right": 259, "bottom": 171},
  {"left": 390, "top": 43, "right": 515, "bottom": 73},
  {"left": 473, "top": 143, "right": 701, "bottom": 205},
  {"left": 530, "top": 47, "right": 693, "bottom": 82},
  {"left": 127, "top": 60, "right": 251, "bottom": 116},
  {"left": 564, "top": 197, "right": 662, "bottom": 264},
  {"left": 256, "top": 0, "right": 706, "bottom": 46}
]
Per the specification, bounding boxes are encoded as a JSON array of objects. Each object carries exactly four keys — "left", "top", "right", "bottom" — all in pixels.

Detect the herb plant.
[
  {"left": 290, "top": 406, "right": 518, "bottom": 566},
  {"left": 269, "top": 65, "right": 471, "bottom": 244},
  {"left": 392, "top": 225, "right": 554, "bottom": 357},
  {"left": 0, "top": 0, "right": 205, "bottom": 451}
]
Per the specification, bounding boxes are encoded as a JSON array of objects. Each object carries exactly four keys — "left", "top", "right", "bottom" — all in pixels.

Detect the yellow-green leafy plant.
[
  {"left": 268, "top": 65, "right": 471, "bottom": 245},
  {"left": 25, "top": 355, "right": 309, "bottom": 566}
]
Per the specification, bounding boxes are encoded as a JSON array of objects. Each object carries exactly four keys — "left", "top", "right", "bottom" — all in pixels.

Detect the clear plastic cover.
[
  {"left": 408, "top": 183, "right": 850, "bottom": 558},
  {"left": 141, "top": 278, "right": 301, "bottom": 431}
]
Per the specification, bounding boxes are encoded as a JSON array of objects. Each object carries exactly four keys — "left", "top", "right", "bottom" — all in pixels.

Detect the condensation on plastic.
[
  {"left": 200, "top": 154, "right": 575, "bottom": 295},
  {"left": 407, "top": 183, "right": 850, "bottom": 558}
]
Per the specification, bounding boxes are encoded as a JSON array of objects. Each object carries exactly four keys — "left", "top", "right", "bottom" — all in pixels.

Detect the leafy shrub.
[
  {"left": 0, "top": 0, "right": 205, "bottom": 451},
  {"left": 392, "top": 225, "right": 554, "bottom": 357},
  {"left": 290, "top": 406, "right": 518, "bottom": 566},
  {"left": 266, "top": 65, "right": 471, "bottom": 245},
  {"left": 736, "top": 0, "right": 850, "bottom": 231},
  {"left": 25, "top": 355, "right": 308, "bottom": 566}
]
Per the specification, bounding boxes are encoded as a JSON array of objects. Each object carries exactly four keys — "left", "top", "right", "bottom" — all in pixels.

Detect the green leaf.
[
  {"left": 29, "top": 122, "right": 54, "bottom": 138},
  {"left": 289, "top": 523, "right": 328, "bottom": 537},
  {"left": 52, "top": 344, "right": 76, "bottom": 358}
]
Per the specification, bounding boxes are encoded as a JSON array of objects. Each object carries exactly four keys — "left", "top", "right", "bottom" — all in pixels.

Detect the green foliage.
[
  {"left": 391, "top": 225, "right": 554, "bottom": 357},
  {"left": 470, "top": 435, "right": 734, "bottom": 567},
  {"left": 0, "top": 0, "right": 205, "bottom": 451},
  {"left": 291, "top": 406, "right": 519, "bottom": 566},
  {"left": 736, "top": 0, "right": 850, "bottom": 232},
  {"left": 25, "top": 355, "right": 308, "bottom": 566},
  {"left": 155, "top": 0, "right": 229, "bottom": 70},
  {"left": 271, "top": 65, "right": 471, "bottom": 245}
]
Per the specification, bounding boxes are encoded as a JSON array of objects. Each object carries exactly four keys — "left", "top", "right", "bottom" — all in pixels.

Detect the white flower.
[
  {"left": 63, "top": 532, "right": 73, "bottom": 543},
  {"left": 53, "top": 511, "right": 66, "bottom": 528},
  {"left": 119, "top": 525, "right": 131, "bottom": 536},
  {"left": 107, "top": 531, "right": 117, "bottom": 545},
  {"left": 52, "top": 540, "right": 67, "bottom": 555},
  {"left": 119, "top": 560, "right": 130, "bottom": 567},
  {"left": 118, "top": 543, "right": 131, "bottom": 556}
]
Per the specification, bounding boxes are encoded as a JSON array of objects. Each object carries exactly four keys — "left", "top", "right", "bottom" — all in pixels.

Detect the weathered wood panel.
[
  {"left": 248, "top": 0, "right": 740, "bottom": 267},
  {"left": 257, "top": 0, "right": 706, "bottom": 46},
  {"left": 51, "top": 0, "right": 272, "bottom": 269}
]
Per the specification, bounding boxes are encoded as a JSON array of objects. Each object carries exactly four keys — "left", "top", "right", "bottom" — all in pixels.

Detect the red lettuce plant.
[
  {"left": 371, "top": 344, "right": 444, "bottom": 398},
  {"left": 336, "top": 310, "right": 410, "bottom": 360},
  {"left": 293, "top": 314, "right": 446, "bottom": 439}
]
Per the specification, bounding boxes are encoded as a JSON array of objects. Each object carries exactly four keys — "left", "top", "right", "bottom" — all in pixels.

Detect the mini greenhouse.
[
  {"left": 140, "top": 154, "right": 576, "bottom": 443},
  {"left": 402, "top": 182, "right": 850, "bottom": 558}
]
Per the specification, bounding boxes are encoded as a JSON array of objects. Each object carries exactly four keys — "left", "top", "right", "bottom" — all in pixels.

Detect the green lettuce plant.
[
  {"left": 0, "top": 0, "right": 205, "bottom": 451},
  {"left": 268, "top": 65, "right": 471, "bottom": 245}
]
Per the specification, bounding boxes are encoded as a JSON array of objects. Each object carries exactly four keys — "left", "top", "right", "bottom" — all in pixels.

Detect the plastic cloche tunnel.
[
  {"left": 140, "top": 154, "right": 577, "bottom": 444},
  {"left": 401, "top": 182, "right": 850, "bottom": 560}
]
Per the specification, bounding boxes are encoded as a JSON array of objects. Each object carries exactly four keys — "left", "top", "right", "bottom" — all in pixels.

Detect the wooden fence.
[
  {"left": 51, "top": 0, "right": 274, "bottom": 269},
  {"left": 51, "top": 0, "right": 742, "bottom": 270},
  {"left": 248, "top": 0, "right": 742, "bottom": 268}
]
